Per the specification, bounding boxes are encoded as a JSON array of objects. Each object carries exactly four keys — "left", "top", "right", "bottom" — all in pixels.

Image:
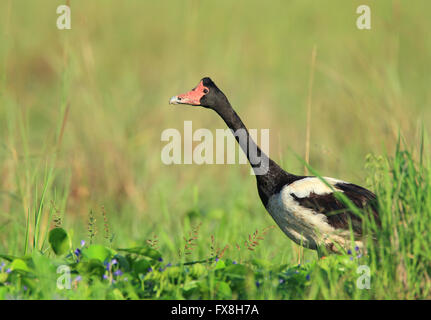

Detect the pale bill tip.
[{"left": 169, "top": 96, "right": 179, "bottom": 105}]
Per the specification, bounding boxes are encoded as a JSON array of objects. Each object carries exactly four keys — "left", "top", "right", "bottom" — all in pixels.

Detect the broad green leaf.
[
  {"left": 114, "top": 254, "right": 131, "bottom": 272},
  {"left": 215, "top": 281, "right": 232, "bottom": 299},
  {"left": 10, "top": 258, "right": 31, "bottom": 273},
  {"left": 183, "top": 280, "right": 202, "bottom": 299},
  {"left": 132, "top": 259, "right": 151, "bottom": 274},
  {"left": 183, "top": 280, "right": 199, "bottom": 291},
  {"left": 82, "top": 244, "right": 113, "bottom": 262},
  {"left": 189, "top": 263, "right": 206, "bottom": 278},
  {"left": 22, "top": 277, "right": 38, "bottom": 291},
  {"left": 48, "top": 228, "right": 72, "bottom": 256},
  {"left": 76, "top": 259, "right": 106, "bottom": 277},
  {"left": 214, "top": 259, "right": 226, "bottom": 270}
]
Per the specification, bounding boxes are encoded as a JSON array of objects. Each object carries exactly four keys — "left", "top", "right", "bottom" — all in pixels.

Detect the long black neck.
[{"left": 213, "top": 96, "right": 300, "bottom": 206}]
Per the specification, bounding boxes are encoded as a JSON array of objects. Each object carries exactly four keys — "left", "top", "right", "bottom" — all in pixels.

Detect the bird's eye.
[{"left": 203, "top": 88, "right": 209, "bottom": 94}]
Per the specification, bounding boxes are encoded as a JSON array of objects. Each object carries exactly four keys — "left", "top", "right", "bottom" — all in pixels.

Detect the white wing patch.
[
  {"left": 266, "top": 177, "right": 349, "bottom": 249},
  {"left": 287, "top": 177, "right": 345, "bottom": 198}
]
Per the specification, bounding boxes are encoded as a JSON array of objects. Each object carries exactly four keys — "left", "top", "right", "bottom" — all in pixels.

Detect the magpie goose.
[{"left": 169, "top": 77, "right": 379, "bottom": 254}]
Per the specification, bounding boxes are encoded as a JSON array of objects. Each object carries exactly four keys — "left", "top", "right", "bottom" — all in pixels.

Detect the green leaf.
[
  {"left": 132, "top": 259, "right": 151, "bottom": 275},
  {"left": 214, "top": 259, "right": 226, "bottom": 270},
  {"left": 189, "top": 263, "right": 206, "bottom": 278},
  {"left": 76, "top": 259, "right": 106, "bottom": 277},
  {"left": 215, "top": 281, "right": 232, "bottom": 299},
  {"left": 117, "top": 246, "right": 162, "bottom": 260},
  {"left": 224, "top": 264, "right": 249, "bottom": 276},
  {"left": 10, "top": 258, "right": 31, "bottom": 273},
  {"left": 182, "top": 280, "right": 202, "bottom": 298},
  {"left": 114, "top": 254, "right": 131, "bottom": 272},
  {"left": 48, "top": 228, "right": 72, "bottom": 256},
  {"left": 81, "top": 244, "right": 113, "bottom": 262},
  {"left": 22, "top": 277, "right": 38, "bottom": 291},
  {"left": 183, "top": 280, "right": 199, "bottom": 291}
]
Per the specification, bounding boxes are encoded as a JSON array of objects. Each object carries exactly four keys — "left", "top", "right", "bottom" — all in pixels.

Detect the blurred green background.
[{"left": 0, "top": 0, "right": 430, "bottom": 262}]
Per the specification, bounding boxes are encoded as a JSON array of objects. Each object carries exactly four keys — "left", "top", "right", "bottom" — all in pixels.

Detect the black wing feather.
[{"left": 291, "top": 182, "right": 379, "bottom": 234}]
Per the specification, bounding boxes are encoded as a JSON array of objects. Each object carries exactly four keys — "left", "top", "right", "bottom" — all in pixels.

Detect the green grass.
[
  {"left": 1, "top": 143, "right": 430, "bottom": 299},
  {"left": 0, "top": 0, "right": 431, "bottom": 299}
]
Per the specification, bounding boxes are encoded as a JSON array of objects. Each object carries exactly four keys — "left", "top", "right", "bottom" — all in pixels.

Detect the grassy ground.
[{"left": 0, "top": 0, "right": 430, "bottom": 299}]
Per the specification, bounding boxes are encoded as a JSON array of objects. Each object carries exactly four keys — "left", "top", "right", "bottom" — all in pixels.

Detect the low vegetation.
[{"left": 1, "top": 143, "right": 430, "bottom": 299}]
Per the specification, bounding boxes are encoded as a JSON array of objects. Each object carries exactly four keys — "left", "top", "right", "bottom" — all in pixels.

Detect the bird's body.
[
  {"left": 265, "top": 176, "right": 376, "bottom": 253},
  {"left": 170, "top": 77, "right": 378, "bottom": 254}
]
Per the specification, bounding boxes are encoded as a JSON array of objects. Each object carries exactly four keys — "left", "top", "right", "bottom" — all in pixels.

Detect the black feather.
[{"left": 291, "top": 182, "right": 379, "bottom": 234}]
